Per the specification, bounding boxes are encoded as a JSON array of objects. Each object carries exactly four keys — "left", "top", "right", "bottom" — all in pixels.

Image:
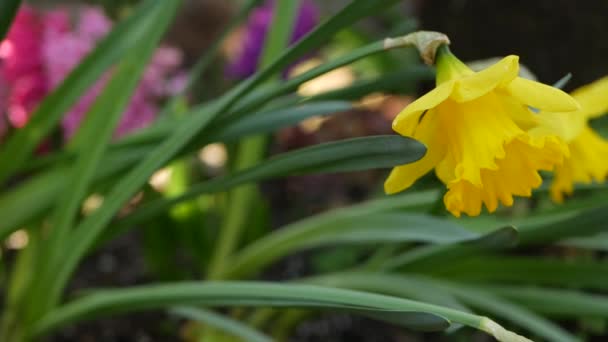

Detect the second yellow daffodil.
[
  {"left": 539, "top": 77, "right": 608, "bottom": 202},
  {"left": 385, "top": 46, "right": 580, "bottom": 217}
]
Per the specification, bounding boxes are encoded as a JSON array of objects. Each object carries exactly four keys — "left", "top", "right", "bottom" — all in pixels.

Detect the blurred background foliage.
[{"left": 1, "top": 0, "right": 608, "bottom": 341}]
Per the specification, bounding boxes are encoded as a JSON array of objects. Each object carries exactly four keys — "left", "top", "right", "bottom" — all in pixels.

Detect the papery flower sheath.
[
  {"left": 540, "top": 77, "right": 608, "bottom": 202},
  {"left": 384, "top": 46, "right": 579, "bottom": 217}
]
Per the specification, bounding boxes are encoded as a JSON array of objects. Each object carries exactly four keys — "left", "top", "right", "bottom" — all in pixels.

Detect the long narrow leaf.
[
  {"left": 380, "top": 227, "right": 518, "bottom": 272},
  {"left": 434, "top": 282, "right": 578, "bottom": 342},
  {"left": 426, "top": 256, "right": 608, "bottom": 290},
  {"left": 487, "top": 286, "right": 608, "bottom": 319},
  {"left": 306, "top": 272, "right": 471, "bottom": 315},
  {"left": 0, "top": 102, "right": 350, "bottom": 238},
  {"left": 222, "top": 224, "right": 514, "bottom": 280},
  {"left": 28, "top": 0, "right": 183, "bottom": 320},
  {"left": 116, "top": 135, "right": 425, "bottom": 228},
  {"left": 519, "top": 204, "right": 608, "bottom": 244},
  {"left": 30, "top": 282, "right": 454, "bottom": 337}
]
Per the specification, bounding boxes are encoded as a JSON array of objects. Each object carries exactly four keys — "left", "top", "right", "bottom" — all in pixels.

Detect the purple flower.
[{"left": 226, "top": 0, "right": 319, "bottom": 78}]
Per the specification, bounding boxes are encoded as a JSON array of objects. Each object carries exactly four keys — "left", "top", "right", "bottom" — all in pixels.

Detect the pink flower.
[
  {"left": 0, "top": 5, "right": 186, "bottom": 141},
  {"left": 42, "top": 7, "right": 185, "bottom": 140},
  {"left": 0, "top": 5, "right": 47, "bottom": 129}
]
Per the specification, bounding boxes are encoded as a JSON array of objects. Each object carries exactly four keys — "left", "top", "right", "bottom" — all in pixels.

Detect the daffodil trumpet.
[{"left": 385, "top": 44, "right": 579, "bottom": 217}]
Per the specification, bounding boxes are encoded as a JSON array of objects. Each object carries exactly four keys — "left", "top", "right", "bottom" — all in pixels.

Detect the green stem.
[
  {"left": 202, "top": 1, "right": 300, "bottom": 340},
  {"left": 206, "top": 0, "right": 300, "bottom": 280},
  {"left": 207, "top": 135, "right": 267, "bottom": 279},
  {"left": 0, "top": 228, "right": 40, "bottom": 341},
  {"left": 303, "top": 272, "right": 481, "bottom": 325}
]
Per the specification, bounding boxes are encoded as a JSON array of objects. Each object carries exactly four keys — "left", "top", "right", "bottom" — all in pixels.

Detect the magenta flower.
[
  {"left": 0, "top": 5, "right": 186, "bottom": 141},
  {"left": 226, "top": 0, "right": 319, "bottom": 78},
  {"left": 0, "top": 6, "right": 47, "bottom": 129}
]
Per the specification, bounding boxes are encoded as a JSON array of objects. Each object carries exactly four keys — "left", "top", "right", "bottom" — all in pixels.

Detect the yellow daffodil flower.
[
  {"left": 540, "top": 77, "right": 608, "bottom": 202},
  {"left": 385, "top": 46, "right": 579, "bottom": 217}
]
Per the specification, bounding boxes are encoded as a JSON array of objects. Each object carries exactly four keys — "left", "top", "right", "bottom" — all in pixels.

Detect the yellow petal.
[
  {"left": 506, "top": 77, "right": 580, "bottom": 112},
  {"left": 384, "top": 153, "right": 436, "bottom": 194},
  {"left": 537, "top": 111, "right": 585, "bottom": 142},
  {"left": 570, "top": 76, "right": 608, "bottom": 119},
  {"left": 434, "top": 93, "right": 523, "bottom": 187},
  {"left": 444, "top": 135, "right": 566, "bottom": 217},
  {"left": 385, "top": 111, "right": 444, "bottom": 194},
  {"left": 550, "top": 163, "right": 573, "bottom": 203},
  {"left": 551, "top": 125, "right": 608, "bottom": 202},
  {"left": 500, "top": 95, "right": 541, "bottom": 131},
  {"left": 392, "top": 81, "right": 454, "bottom": 136},
  {"left": 450, "top": 55, "right": 520, "bottom": 103}
]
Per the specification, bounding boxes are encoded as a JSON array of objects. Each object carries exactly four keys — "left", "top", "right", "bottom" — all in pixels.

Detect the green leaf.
[
  {"left": 117, "top": 135, "right": 425, "bottom": 228},
  {"left": 226, "top": 39, "right": 399, "bottom": 122},
  {"left": 47, "top": 0, "right": 181, "bottom": 245},
  {"left": 104, "top": 63, "right": 431, "bottom": 154},
  {"left": 0, "top": 0, "right": 160, "bottom": 183},
  {"left": 104, "top": 64, "right": 430, "bottom": 157},
  {"left": 217, "top": 101, "right": 352, "bottom": 142},
  {"left": 221, "top": 224, "right": 514, "bottom": 281},
  {"left": 28, "top": 0, "right": 183, "bottom": 320},
  {"left": 306, "top": 272, "right": 472, "bottom": 316},
  {"left": 237, "top": 135, "right": 425, "bottom": 175},
  {"left": 0, "top": 0, "right": 21, "bottom": 41},
  {"left": 304, "top": 213, "right": 479, "bottom": 246},
  {"left": 425, "top": 256, "right": 608, "bottom": 290},
  {"left": 381, "top": 226, "right": 518, "bottom": 272},
  {"left": 0, "top": 147, "right": 150, "bottom": 240},
  {"left": 170, "top": 307, "right": 273, "bottom": 342},
  {"left": 519, "top": 204, "right": 608, "bottom": 245},
  {"left": 19, "top": 100, "right": 350, "bottom": 173},
  {"left": 29, "top": 282, "right": 453, "bottom": 337},
  {"left": 0, "top": 102, "right": 350, "bottom": 239},
  {"left": 486, "top": 286, "right": 608, "bottom": 319},
  {"left": 432, "top": 281, "right": 579, "bottom": 342}
]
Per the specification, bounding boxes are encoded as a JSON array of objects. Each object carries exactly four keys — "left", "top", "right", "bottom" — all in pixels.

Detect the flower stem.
[{"left": 206, "top": 0, "right": 300, "bottom": 280}]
